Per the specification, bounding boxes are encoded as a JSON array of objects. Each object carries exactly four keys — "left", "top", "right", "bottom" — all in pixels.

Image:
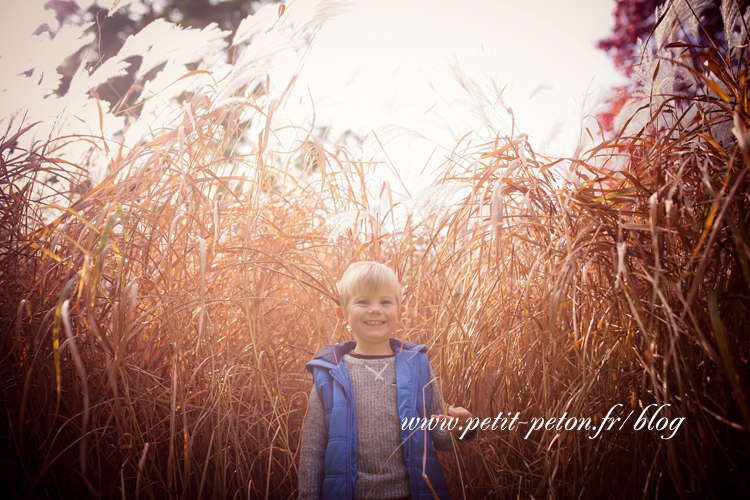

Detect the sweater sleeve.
[
  {"left": 427, "top": 364, "right": 478, "bottom": 451},
  {"left": 298, "top": 386, "right": 326, "bottom": 500}
]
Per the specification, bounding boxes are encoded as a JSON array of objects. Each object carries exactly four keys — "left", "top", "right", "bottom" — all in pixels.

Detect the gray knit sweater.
[{"left": 298, "top": 352, "right": 467, "bottom": 500}]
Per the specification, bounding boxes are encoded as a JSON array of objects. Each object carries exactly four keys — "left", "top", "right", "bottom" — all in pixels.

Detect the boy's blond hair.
[{"left": 337, "top": 262, "right": 402, "bottom": 314}]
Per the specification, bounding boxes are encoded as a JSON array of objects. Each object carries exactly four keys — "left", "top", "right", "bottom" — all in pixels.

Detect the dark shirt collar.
[{"left": 347, "top": 350, "right": 395, "bottom": 360}]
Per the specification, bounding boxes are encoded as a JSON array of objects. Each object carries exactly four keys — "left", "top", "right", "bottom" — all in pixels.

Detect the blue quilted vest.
[{"left": 305, "top": 338, "right": 451, "bottom": 500}]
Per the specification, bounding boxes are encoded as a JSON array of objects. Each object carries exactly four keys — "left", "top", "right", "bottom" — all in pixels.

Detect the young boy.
[{"left": 298, "top": 261, "right": 475, "bottom": 500}]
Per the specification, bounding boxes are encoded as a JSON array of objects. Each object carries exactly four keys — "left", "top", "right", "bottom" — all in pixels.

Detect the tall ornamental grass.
[{"left": 1, "top": 0, "right": 749, "bottom": 498}]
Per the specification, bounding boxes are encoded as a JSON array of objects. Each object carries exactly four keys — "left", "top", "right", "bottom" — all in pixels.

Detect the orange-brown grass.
[{"left": 2, "top": 15, "right": 750, "bottom": 500}]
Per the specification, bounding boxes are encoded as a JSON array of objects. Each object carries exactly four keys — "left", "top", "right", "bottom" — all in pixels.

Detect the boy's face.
[{"left": 336, "top": 285, "right": 403, "bottom": 352}]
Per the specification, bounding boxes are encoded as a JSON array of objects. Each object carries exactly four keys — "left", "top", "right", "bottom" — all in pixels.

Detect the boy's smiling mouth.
[{"left": 364, "top": 320, "right": 385, "bottom": 325}]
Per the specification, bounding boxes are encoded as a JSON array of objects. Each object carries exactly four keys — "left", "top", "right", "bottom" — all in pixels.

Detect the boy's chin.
[
  {"left": 354, "top": 337, "right": 390, "bottom": 344},
  {"left": 353, "top": 333, "right": 395, "bottom": 345}
]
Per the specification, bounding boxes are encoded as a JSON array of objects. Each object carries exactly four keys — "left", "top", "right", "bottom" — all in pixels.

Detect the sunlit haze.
[
  {"left": 2, "top": 0, "right": 625, "bottom": 192},
  {"left": 294, "top": 0, "right": 625, "bottom": 188}
]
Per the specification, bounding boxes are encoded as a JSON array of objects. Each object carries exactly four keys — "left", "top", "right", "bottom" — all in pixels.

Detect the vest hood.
[{"left": 306, "top": 338, "right": 427, "bottom": 374}]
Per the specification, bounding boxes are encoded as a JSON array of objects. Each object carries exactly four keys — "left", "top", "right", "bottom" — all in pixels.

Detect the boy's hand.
[{"left": 431, "top": 405, "right": 474, "bottom": 438}]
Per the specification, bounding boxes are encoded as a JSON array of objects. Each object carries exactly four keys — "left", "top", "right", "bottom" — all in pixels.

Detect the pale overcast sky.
[
  {"left": 3, "top": 0, "right": 625, "bottom": 191},
  {"left": 293, "top": 0, "right": 625, "bottom": 185}
]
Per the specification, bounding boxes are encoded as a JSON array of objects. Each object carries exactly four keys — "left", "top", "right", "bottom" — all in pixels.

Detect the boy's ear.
[
  {"left": 335, "top": 306, "right": 344, "bottom": 321},
  {"left": 398, "top": 305, "right": 405, "bottom": 321}
]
